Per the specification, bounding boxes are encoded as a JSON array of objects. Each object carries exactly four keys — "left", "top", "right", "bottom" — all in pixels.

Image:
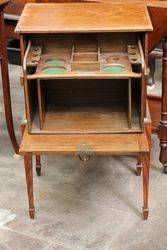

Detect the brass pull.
[
  {"left": 79, "top": 154, "right": 91, "bottom": 163},
  {"left": 77, "top": 142, "right": 92, "bottom": 163}
]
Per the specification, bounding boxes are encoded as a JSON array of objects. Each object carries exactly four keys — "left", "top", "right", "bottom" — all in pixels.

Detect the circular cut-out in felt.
[
  {"left": 131, "top": 57, "right": 137, "bottom": 61},
  {"left": 102, "top": 65, "right": 125, "bottom": 73},
  {"left": 42, "top": 66, "right": 67, "bottom": 74},
  {"left": 45, "top": 59, "right": 65, "bottom": 65}
]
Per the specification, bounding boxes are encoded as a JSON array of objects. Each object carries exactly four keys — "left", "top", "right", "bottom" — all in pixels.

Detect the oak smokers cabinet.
[
  {"left": 24, "top": 33, "right": 145, "bottom": 134},
  {"left": 16, "top": 3, "right": 152, "bottom": 219}
]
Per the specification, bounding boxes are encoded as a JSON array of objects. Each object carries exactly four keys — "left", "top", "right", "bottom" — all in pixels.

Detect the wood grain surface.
[
  {"left": 20, "top": 125, "right": 149, "bottom": 155},
  {"left": 15, "top": 3, "right": 153, "bottom": 33}
]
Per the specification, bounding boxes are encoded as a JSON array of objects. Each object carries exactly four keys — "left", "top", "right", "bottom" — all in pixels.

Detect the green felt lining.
[
  {"left": 102, "top": 65, "right": 125, "bottom": 74},
  {"left": 42, "top": 67, "right": 67, "bottom": 74}
]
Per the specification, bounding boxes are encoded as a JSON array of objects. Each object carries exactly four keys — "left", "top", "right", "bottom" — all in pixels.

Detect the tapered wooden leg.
[
  {"left": 24, "top": 154, "right": 35, "bottom": 219},
  {"left": 35, "top": 155, "right": 41, "bottom": 176},
  {"left": 136, "top": 155, "right": 142, "bottom": 176},
  {"left": 141, "top": 153, "right": 150, "bottom": 220}
]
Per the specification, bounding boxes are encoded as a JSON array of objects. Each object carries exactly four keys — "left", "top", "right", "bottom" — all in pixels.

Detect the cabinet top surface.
[{"left": 15, "top": 3, "right": 153, "bottom": 34}]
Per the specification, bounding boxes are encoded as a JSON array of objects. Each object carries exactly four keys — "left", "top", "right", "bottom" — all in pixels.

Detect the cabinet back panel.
[
  {"left": 43, "top": 79, "right": 128, "bottom": 105},
  {"left": 28, "top": 33, "right": 139, "bottom": 53}
]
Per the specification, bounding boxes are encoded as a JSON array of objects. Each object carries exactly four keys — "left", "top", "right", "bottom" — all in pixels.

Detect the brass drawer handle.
[{"left": 79, "top": 154, "right": 91, "bottom": 163}]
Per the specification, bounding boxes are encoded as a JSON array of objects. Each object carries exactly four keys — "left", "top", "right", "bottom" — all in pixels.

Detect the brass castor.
[
  {"left": 163, "top": 164, "right": 167, "bottom": 174},
  {"left": 79, "top": 154, "right": 91, "bottom": 163},
  {"left": 143, "top": 208, "right": 149, "bottom": 220},
  {"left": 36, "top": 166, "right": 41, "bottom": 176}
]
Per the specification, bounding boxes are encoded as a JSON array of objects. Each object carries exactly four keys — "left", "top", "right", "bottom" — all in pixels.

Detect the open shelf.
[
  {"left": 26, "top": 78, "right": 143, "bottom": 134},
  {"left": 31, "top": 103, "right": 141, "bottom": 134}
]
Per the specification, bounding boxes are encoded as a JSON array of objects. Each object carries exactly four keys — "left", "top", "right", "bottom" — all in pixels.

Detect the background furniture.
[
  {"left": 157, "top": 37, "right": 167, "bottom": 173},
  {"left": 4, "top": 0, "right": 22, "bottom": 40},
  {"left": 147, "top": 0, "right": 167, "bottom": 134},
  {"left": 147, "top": 44, "right": 162, "bottom": 133},
  {"left": 4, "top": 0, "right": 89, "bottom": 39},
  {"left": 146, "top": 2, "right": 167, "bottom": 172},
  {"left": 0, "top": 0, "right": 19, "bottom": 153},
  {"left": 147, "top": 95, "right": 161, "bottom": 132}
]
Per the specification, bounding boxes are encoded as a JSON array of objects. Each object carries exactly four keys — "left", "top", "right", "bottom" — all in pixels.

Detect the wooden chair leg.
[
  {"left": 141, "top": 153, "right": 150, "bottom": 220},
  {"left": 157, "top": 37, "right": 167, "bottom": 174},
  {"left": 24, "top": 154, "right": 35, "bottom": 219},
  {"left": 136, "top": 155, "right": 142, "bottom": 176},
  {"left": 0, "top": 3, "right": 19, "bottom": 155},
  {"left": 35, "top": 155, "right": 42, "bottom": 176}
]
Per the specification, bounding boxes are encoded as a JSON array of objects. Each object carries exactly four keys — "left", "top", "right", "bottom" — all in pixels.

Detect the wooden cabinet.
[
  {"left": 24, "top": 33, "right": 145, "bottom": 135},
  {"left": 16, "top": 2, "right": 151, "bottom": 220}
]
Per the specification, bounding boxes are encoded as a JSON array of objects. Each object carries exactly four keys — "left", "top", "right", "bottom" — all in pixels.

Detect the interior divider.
[
  {"left": 70, "top": 45, "right": 74, "bottom": 65},
  {"left": 98, "top": 45, "right": 100, "bottom": 62},
  {"left": 37, "top": 79, "right": 46, "bottom": 130},
  {"left": 128, "top": 78, "right": 132, "bottom": 129}
]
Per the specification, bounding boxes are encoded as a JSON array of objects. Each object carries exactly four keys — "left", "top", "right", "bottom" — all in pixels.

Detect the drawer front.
[{"left": 20, "top": 127, "right": 149, "bottom": 155}]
